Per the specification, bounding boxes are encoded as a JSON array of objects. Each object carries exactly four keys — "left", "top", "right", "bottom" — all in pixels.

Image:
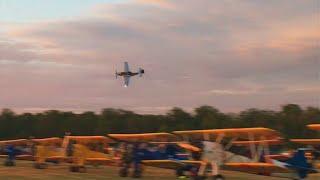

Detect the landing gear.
[
  {"left": 212, "top": 175, "right": 225, "bottom": 180},
  {"left": 4, "top": 160, "right": 15, "bottom": 166},
  {"left": 132, "top": 169, "right": 142, "bottom": 178},
  {"left": 69, "top": 166, "right": 87, "bottom": 173},
  {"left": 34, "top": 163, "right": 48, "bottom": 169},
  {"left": 119, "top": 167, "right": 128, "bottom": 177}
]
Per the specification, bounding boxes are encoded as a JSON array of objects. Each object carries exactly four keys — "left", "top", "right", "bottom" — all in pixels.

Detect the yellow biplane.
[
  {"left": 62, "top": 136, "right": 115, "bottom": 172},
  {"left": 0, "top": 137, "right": 66, "bottom": 168},
  {"left": 32, "top": 137, "right": 65, "bottom": 169}
]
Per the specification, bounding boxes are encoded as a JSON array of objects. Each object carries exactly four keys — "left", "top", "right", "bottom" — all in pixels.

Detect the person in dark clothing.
[
  {"left": 166, "top": 144, "right": 180, "bottom": 159},
  {"left": 132, "top": 143, "right": 150, "bottom": 178},
  {"left": 4, "top": 145, "right": 21, "bottom": 166},
  {"left": 119, "top": 143, "right": 133, "bottom": 177}
]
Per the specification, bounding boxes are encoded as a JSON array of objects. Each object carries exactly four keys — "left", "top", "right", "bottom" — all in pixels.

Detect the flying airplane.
[{"left": 115, "top": 62, "right": 144, "bottom": 87}]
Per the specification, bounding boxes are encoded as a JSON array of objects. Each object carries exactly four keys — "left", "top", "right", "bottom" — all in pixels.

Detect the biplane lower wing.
[
  {"left": 85, "top": 158, "right": 115, "bottom": 165},
  {"left": 223, "top": 162, "right": 290, "bottom": 174},
  {"left": 0, "top": 154, "right": 33, "bottom": 160},
  {"left": 142, "top": 160, "right": 205, "bottom": 170}
]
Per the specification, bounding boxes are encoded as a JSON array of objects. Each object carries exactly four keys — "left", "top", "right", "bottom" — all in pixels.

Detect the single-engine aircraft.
[{"left": 115, "top": 62, "right": 144, "bottom": 87}]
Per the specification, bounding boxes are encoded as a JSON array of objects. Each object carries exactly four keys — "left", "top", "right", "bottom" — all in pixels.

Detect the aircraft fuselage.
[{"left": 117, "top": 71, "right": 139, "bottom": 77}]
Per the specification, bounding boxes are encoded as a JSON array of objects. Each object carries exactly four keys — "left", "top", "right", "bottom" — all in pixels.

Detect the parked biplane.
[
  {"left": 32, "top": 137, "right": 65, "bottom": 169},
  {"left": 62, "top": 136, "right": 115, "bottom": 172},
  {"left": 108, "top": 132, "right": 199, "bottom": 178},
  {"left": 0, "top": 137, "right": 66, "bottom": 168},
  {"left": 140, "top": 128, "right": 317, "bottom": 179}
]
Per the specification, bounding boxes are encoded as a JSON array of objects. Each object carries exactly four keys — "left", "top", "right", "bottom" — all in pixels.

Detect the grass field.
[{"left": 0, "top": 161, "right": 319, "bottom": 179}]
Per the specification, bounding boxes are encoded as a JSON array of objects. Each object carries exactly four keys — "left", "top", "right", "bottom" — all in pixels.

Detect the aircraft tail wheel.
[
  {"left": 119, "top": 167, "right": 128, "bottom": 177},
  {"left": 212, "top": 175, "right": 225, "bottom": 180}
]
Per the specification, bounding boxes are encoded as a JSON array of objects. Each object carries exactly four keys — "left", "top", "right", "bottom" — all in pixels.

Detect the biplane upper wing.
[
  {"left": 32, "top": 137, "right": 62, "bottom": 145},
  {"left": 223, "top": 162, "right": 291, "bottom": 174},
  {"left": 108, "top": 133, "right": 178, "bottom": 142},
  {"left": 290, "top": 139, "right": 320, "bottom": 145},
  {"left": 173, "top": 127, "right": 280, "bottom": 140},
  {"left": 62, "top": 136, "right": 114, "bottom": 148},
  {"left": 0, "top": 139, "right": 29, "bottom": 146},
  {"left": 307, "top": 124, "right": 320, "bottom": 131}
]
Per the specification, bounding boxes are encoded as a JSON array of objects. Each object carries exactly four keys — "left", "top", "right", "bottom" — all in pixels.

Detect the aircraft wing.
[
  {"left": 290, "top": 139, "right": 320, "bottom": 145},
  {"left": 124, "top": 76, "right": 130, "bottom": 87},
  {"left": 223, "top": 162, "right": 291, "bottom": 174},
  {"left": 0, "top": 155, "right": 34, "bottom": 161},
  {"left": 85, "top": 158, "right": 114, "bottom": 165},
  {"left": 173, "top": 127, "right": 280, "bottom": 140},
  {"left": 124, "top": 62, "right": 130, "bottom": 72},
  {"left": 62, "top": 136, "right": 114, "bottom": 148},
  {"left": 307, "top": 124, "right": 320, "bottom": 131},
  {"left": 142, "top": 160, "right": 205, "bottom": 170},
  {"left": 232, "top": 139, "right": 283, "bottom": 146},
  {"left": 0, "top": 139, "right": 29, "bottom": 146},
  {"left": 108, "top": 133, "right": 178, "bottom": 142},
  {"left": 32, "top": 137, "right": 62, "bottom": 145}
]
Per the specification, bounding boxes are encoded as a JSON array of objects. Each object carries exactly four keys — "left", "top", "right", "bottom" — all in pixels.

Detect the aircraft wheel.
[
  {"left": 78, "top": 166, "right": 87, "bottom": 173},
  {"left": 176, "top": 168, "right": 184, "bottom": 177},
  {"left": 69, "top": 166, "right": 79, "bottom": 172},
  {"left": 212, "top": 175, "right": 225, "bottom": 180},
  {"left": 34, "top": 163, "right": 48, "bottom": 169},
  {"left": 34, "top": 163, "right": 40, "bottom": 169},
  {"left": 33, "top": 163, "right": 48, "bottom": 169},
  {"left": 132, "top": 169, "right": 142, "bottom": 178},
  {"left": 190, "top": 176, "right": 206, "bottom": 180},
  {"left": 119, "top": 167, "right": 128, "bottom": 177},
  {"left": 4, "top": 160, "right": 15, "bottom": 166}
]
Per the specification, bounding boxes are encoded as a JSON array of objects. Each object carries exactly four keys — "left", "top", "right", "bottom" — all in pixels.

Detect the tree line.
[{"left": 0, "top": 104, "right": 319, "bottom": 141}]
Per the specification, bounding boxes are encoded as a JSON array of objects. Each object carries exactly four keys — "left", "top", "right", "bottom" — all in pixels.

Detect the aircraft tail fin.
[{"left": 284, "top": 149, "right": 317, "bottom": 179}]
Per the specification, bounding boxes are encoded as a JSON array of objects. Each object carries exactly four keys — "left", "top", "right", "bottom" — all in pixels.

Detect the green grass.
[{"left": 0, "top": 160, "right": 319, "bottom": 179}]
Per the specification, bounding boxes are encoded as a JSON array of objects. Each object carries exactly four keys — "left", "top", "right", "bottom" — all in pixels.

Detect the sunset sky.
[{"left": 0, "top": 0, "right": 319, "bottom": 114}]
